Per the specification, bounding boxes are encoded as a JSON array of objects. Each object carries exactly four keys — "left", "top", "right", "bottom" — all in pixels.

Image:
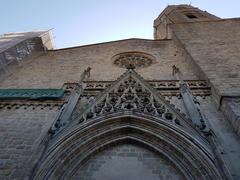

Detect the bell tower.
[{"left": 154, "top": 5, "right": 220, "bottom": 39}]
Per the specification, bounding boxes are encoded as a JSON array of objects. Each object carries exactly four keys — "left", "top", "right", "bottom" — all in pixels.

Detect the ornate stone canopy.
[{"left": 32, "top": 69, "right": 224, "bottom": 180}]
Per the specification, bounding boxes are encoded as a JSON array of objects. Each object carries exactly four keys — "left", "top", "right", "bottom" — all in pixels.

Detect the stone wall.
[
  {"left": 198, "top": 96, "right": 240, "bottom": 179},
  {"left": 170, "top": 19, "right": 240, "bottom": 141},
  {"left": 72, "top": 143, "right": 184, "bottom": 180},
  {"left": 171, "top": 19, "right": 240, "bottom": 97},
  {"left": 0, "top": 5, "right": 240, "bottom": 180},
  {"left": 170, "top": 94, "right": 240, "bottom": 178},
  {"left": 221, "top": 98, "right": 240, "bottom": 136},
  {"left": 0, "top": 39, "right": 198, "bottom": 89},
  {"left": 1, "top": 95, "right": 239, "bottom": 179},
  {"left": 0, "top": 106, "right": 59, "bottom": 179}
]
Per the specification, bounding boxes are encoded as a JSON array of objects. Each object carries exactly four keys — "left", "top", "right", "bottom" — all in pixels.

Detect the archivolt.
[{"left": 33, "top": 114, "right": 222, "bottom": 180}]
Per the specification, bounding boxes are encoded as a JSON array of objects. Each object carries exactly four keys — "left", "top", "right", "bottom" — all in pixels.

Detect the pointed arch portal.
[
  {"left": 34, "top": 114, "right": 222, "bottom": 179},
  {"left": 33, "top": 69, "right": 225, "bottom": 179}
]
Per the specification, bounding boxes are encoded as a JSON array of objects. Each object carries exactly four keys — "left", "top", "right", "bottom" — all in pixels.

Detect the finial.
[
  {"left": 84, "top": 67, "right": 91, "bottom": 78},
  {"left": 126, "top": 64, "right": 136, "bottom": 70},
  {"left": 172, "top": 65, "right": 185, "bottom": 84},
  {"left": 78, "top": 67, "right": 92, "bottom": 85},
  {"left": 172, "top": 65, "right": 179, "bottom": 76}
]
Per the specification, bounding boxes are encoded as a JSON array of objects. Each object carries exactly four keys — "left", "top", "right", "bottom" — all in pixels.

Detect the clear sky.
[{"left": 1, "top": 0, "right": 240, "bottom": 49}]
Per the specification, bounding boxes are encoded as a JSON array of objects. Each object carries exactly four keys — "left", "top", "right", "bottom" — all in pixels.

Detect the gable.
[{"left": 71, "top": 69, "right": 200, "bottom": 135}]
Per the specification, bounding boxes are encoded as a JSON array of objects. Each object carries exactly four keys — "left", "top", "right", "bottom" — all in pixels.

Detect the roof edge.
[{"left": 51, "top": 38, "right": 172, "bottom": 51}]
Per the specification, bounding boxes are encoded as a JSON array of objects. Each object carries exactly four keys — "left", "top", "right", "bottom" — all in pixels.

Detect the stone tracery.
[
  {"left": 32, "top": 69, "right": 225, "bottom": 180},
  {"left": 112, "top": 52, "right": 155, "bottom": 69},
  {"left": 72, "top": 69, "right": 188, "bottom": 128}
]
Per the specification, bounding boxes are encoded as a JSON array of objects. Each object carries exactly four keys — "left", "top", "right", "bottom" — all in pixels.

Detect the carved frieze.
[{"left": 64, "top": 79, "right": 210, "bottom": 97}]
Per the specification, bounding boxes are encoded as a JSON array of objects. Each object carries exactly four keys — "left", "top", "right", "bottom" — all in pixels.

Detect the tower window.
[{"left": 186, "top": 14, "right": 198, "bottom": 19}]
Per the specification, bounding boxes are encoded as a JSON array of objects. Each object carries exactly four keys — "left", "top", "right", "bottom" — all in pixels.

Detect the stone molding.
[
  {"left": 32, "top": 115, "right": 222, "bottom": 180},
  {"left": 31, "top": 70, "right": 227, "bottom": 180}
]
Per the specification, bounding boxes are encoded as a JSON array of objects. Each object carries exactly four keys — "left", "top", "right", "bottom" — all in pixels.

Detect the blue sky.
[{"left": 1, "top": 0, "right": 240, "bottom": 48}]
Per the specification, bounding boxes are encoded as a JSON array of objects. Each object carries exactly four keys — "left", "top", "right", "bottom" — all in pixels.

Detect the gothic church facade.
[{"left": 0, "top": 5, "right": 240, "bottom": 180}]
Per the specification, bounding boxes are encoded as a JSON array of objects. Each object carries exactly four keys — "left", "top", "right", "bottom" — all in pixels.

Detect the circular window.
[{"left": 112, "top": 52, "right": 156, "bottom": 69}]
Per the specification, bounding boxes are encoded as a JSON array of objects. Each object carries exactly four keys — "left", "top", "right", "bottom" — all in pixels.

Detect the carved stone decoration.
[
  {"left": 172, "top": 65, "right": 209, "bottom": 132},
  {"left": 49, "top": 67, "right": 91, "bottom": 135},
  {"left": 32, "top": 70, "right": 226, "bottom": 180},
  {"left": 112, "top": 52, "right": 156, "bottom": 69},
  {"left": 72, "top": 69, "right": 200, "bottom": 137}
]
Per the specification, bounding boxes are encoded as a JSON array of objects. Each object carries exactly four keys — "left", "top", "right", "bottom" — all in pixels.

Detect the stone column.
[{"left": 49, "top": 67, "right": 91, "bottom": 134}]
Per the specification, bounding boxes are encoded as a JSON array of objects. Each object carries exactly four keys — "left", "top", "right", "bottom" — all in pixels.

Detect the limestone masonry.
[{"left": 0, "top": 4, "right": 240, "bottom": 180}]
